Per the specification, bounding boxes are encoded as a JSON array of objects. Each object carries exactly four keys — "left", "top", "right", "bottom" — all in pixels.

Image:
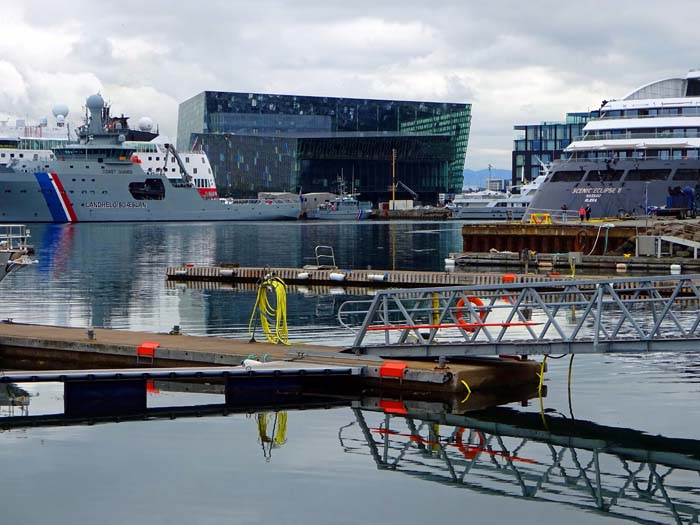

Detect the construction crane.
[{"left": 396, "top": 180, "right": 418, "bottom": 200}]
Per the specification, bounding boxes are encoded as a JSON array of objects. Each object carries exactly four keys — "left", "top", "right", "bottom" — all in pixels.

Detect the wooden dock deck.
[{"left": 0, "top": 322, "right": 541, "bottom": 395}]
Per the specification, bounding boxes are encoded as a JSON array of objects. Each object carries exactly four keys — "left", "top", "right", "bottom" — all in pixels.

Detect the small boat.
[
  {"left": 449, "top": 175, "right": 545, "bottom": 221},
  {"left": 306, "top": 195, "right": 373, "bottom": 220}
]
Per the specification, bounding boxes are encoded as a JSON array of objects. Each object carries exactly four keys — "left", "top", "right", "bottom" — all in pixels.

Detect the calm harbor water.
[{"left": 0, "top": 221, "right": 699, "bottom": 524}]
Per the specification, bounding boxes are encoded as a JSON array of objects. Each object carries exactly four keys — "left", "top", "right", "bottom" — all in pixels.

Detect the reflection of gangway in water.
[
  {"left": 339, "top": 403, "right": 700, "bottom": 525},
  {"left": 0, "top": 384, "right": 30, "bottom": 418}
]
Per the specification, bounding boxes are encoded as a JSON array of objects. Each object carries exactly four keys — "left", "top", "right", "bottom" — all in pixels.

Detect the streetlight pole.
[
  {"left": 391, "top": 148, "right": 397, "bottom": 211},
  {"left": 645, "top": 180, "right": 649, "bottom": 231}
]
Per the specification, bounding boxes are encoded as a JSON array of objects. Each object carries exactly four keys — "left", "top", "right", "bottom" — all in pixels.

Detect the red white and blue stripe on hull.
[{"left": 34, "top": 172, "right": 78, "bottom": 223}]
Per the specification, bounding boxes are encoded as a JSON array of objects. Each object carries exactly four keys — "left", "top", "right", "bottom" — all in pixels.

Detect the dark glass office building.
[
  {"left": 177, "top": 91, "right": 471, "bottom": 203},
  {"left": 512, "top": 112, "right": 595, "bottom": 186}
]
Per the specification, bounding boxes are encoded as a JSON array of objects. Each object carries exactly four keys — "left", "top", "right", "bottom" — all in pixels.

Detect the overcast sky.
[{"left": 1, "top": 0, "right": 699, "bottom": 169}]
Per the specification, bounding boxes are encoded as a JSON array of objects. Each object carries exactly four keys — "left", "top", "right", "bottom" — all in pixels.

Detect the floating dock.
[
  {"left": 0, "top": 322, "right": 541, "bottom": 396},
  {"left": 166, "top": 265, "right": 568, "bottom": 288},
  {"left": 451, "top": 251, "right": 700, "bottom": 272}
]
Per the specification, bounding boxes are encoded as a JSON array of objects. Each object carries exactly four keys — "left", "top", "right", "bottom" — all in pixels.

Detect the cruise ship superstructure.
[
  {"left": 526, "top": 70, "right": 700, "bottom": 220},
  {"left": 0, "top": 95, "right": 300, "bottom": 222}
]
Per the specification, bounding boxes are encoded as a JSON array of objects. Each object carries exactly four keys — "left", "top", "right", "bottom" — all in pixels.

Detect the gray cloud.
[{"left": 5, "top": 0, "right": 700, "bottom": 169}]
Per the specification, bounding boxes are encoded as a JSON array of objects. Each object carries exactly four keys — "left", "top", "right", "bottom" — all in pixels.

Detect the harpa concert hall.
[{"left": 176, "top": 91, "right": 471, "bottom": 203}]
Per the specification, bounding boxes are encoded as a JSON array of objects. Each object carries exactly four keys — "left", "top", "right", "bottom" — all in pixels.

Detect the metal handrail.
[
  {"left": 0, "top": 224, "right": 29, "bottom": 251},
  {"left": 341, "top": 274, "right": 700, "bottom": 356}
]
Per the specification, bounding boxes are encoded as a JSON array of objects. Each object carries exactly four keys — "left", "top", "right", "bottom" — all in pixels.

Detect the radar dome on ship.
[
  {"left": 86, "top": 93, "right": 105, "bottom": 110},
  {"left": 52, "top": 104, "right": 69, "bottom": 118},
  {"left": 138, "top": 117, "right": 154, "bottom": 132}
]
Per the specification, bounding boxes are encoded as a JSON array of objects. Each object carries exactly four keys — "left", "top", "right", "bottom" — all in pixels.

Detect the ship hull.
[
  {"left": 0, "top": 168, "right": 300, "bottom": 222},
  {"left": 450, "top": 207, "right": 527, "bottom": 221},
  {"left": 306, "top": 209, "right": 370, "bottom": 220},
  {"left": 526, "top": 159, "right": 700, "bottom": 221}
]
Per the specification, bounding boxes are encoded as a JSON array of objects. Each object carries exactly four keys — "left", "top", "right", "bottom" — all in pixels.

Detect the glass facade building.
[
  {"left": 512, "top": 112, "right": 595, "bottom": 186},
  {"left": 177, "top": 91, "right": 471, "bottom": 202}
]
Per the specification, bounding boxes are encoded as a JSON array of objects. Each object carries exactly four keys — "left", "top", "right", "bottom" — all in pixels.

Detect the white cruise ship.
[{"left": 526, "top": 70, "right": 700, "bottom": 220}]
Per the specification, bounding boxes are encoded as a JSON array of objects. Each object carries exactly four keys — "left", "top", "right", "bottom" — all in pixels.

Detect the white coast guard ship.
[{"left": 0, "top": 95, "right": 300, "bottom": 222}]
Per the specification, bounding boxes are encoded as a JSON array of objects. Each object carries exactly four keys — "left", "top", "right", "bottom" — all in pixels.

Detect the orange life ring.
[
  {"left": 455, "top": 427, "right": 485, "bottom": 460},
  {"left": 455, "top": 296, "right": 486, "bottom": 331}
]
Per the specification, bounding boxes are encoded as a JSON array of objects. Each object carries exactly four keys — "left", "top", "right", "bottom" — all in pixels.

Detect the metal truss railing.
[
  {"left": 338, "top": 274, "right": 700, "bottom": 357},
  {"left": 340, "top": 407, "right": 700, "bottom": 525}
]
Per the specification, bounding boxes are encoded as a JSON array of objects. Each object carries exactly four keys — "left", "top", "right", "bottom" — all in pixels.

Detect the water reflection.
[
  {"left": 1, "top": 382, "right": 699, "bottom": 525},
  {"left": 2, "top": 222, "right": 463, "bottom": 335},
  {"left": 344, "top": 403, "right": 700, "bottom": 525}
]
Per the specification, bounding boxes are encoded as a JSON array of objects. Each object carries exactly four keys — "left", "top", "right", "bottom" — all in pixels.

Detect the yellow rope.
[
  {"left": 460, "top": 379, "right": 472, "bottom": 404},
  {"left": 568, "top": 354, "right": 575, "bottom": 419},
  {"left": 248, "top": 275, "right": 290, "bottom": 345},
  {"left": 538, "top": 355, "right": 549, "bottom": 430}
]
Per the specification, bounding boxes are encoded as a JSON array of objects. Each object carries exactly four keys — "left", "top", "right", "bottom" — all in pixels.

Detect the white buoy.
[
  {"left": 367, "top": 273, "right": 388, "bottom": 282},
  {"left": 329, "top": 287, "right": 345, "bottom": 295},
  {"left": 615, "top": 263, "right": 627, "bottom": 272},
  {"left": 670, "top": 264, "right": 682, "bottom": 274},
  {"left": 220, "top": 269, "right": 235, "bottom": 277},
  {"left": 297, "top": 272, "right": 310, "bottom": 280},
  {"left": 329, "top": 272, "right": 346, "bottom": 281},
  {"left": 444, "top": 258, "right": 456, "bottom": 266}
]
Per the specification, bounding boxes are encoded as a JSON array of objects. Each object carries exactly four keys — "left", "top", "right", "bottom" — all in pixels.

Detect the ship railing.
[
  {"left": 524, "top": 206, "right": 648, "bottom": 222},
  {"left": 219, "top": 197, "right": 301, "bottom": 205},
  {"left": 0, "top": 224, "right": 30, "bottom": 251},
  {"left": 595, "top": 109, "right": 700, "bottom": 120},
  {"left": 560, "top": 153, "right": 699, "bottom": 163},
  {"left": 575, "top": 131, "right": 700, "bottom": 141}
]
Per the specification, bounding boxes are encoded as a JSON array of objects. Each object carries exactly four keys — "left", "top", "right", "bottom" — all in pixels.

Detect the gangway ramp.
[{"left": 339, "top": 274, "right": 700, "bottom": 357}]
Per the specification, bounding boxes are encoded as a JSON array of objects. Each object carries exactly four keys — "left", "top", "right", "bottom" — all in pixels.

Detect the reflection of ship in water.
[{"left": 340, "top": 401, "right": 700, "bottom": 525}]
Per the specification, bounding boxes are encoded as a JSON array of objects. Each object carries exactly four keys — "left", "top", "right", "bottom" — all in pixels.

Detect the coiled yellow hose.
[{"left": 248, "top": 275, "right": 290, "bottom": 345}]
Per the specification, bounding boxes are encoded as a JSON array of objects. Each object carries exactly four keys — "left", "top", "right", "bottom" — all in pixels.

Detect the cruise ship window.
[
  {"left": 587, "top": 170, "right": 624, "bottom": 182},
  {"left": 673, "top": 169, "right": 700, "bottom": 180},
  {"left": 0, "top": 153, "right": 4, "bottom": 157},
  {"left": 201, "top": 158, "right": 205, "bottom": 164},
  {"left": 19, "top": 153, "right": 23, "bottom": 158},
  {"left": 193, "top": 168, "right": 198, "bottom": 174},
  {"left": 10, "top": 154, "right": 14, "bottom": 158},
  {"left": 551, "top": 170, "right": 584, "bottom": 182},
  {"left": 185, "top": 157, "right": 190, "bottom": 163},
  {"left": 626, "top": 169, "right": 671, "bottom": 181}
]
